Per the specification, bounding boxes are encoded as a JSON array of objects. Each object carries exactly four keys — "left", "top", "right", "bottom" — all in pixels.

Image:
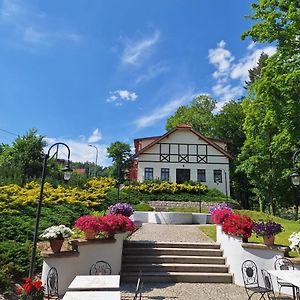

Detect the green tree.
[
  {"left": 242, "top": 0, "right": 300, "bottom": 58},
  {"left": 107, "top": 142, "right": 132, "bottom": 182},
  {"left": 245, "top": 53, "right": 269, "bottom": 88},
  {"left": 239, "top": 0, "right": 300, "bottom": 214},
  {"left": 0, "top": 129, "right": 45, "bottom": 183},
  {"left": 238, "top": 54, "right": 300, "bottom": 213},
  {"left": 166, "top": 95, "right": 216, "bottom": 137}
]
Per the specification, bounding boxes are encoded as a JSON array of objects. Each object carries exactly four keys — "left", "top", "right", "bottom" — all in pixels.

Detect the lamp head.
[
  {"left": 62, "top": 165, "right": 73, "bottom": 181},
  {"left": 291, "top": 171, "right": 300, "bottom": 186}
]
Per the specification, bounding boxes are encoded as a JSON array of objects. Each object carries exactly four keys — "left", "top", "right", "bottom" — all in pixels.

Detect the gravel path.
[{"left": 129, "top": 224, "right": 213, "bottom": 243}]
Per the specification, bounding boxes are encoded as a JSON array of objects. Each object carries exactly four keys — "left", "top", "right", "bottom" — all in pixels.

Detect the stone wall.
[{"left": 147, "top": 200, "right": 220, "bottom": 211}]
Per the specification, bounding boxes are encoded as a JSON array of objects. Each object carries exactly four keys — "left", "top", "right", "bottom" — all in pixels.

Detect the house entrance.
[{"left": 176, "top": 169, "right": 190, "bottom": 183}]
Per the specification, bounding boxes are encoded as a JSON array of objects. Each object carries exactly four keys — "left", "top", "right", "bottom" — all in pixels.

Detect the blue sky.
[{"left": 0, "top": 0, "right": 276, "bottom": 166}]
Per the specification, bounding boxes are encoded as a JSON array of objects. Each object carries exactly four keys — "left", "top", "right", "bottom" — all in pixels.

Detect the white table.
[
  {"left": 268, "top": 270, "right": 300, "bottom": 288},
  {"left": 68, "top": 275, "right": 120, "bottom": 291},
  {"left": 62, "top": 291, "right": 120, "bottom": 300},
  {"left": 268, "top": 270, "right": 300, "bottom": 300}
]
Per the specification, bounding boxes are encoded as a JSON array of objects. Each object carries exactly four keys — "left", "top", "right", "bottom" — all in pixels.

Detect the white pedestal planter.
[
  {"left": 130, "top": 211, "right": 211, "bottom": 224},
  {"left": 41, "top": 233, "right": 125, "bottom": 296}
]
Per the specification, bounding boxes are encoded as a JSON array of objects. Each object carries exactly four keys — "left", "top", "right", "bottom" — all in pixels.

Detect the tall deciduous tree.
[
  {"left": 166, "top": 95, "right": 216, "bottom": 137},
  {"left": 242, "top": 0, "right": 300, "bottom": 58},
  {"left": 239, "top": 0, "right": 300, "bottom": 213},
  {"left": 107, "top": 141, "right": 132, "bottom": 182}
]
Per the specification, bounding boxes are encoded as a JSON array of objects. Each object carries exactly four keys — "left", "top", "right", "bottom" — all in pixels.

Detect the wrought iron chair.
[
  {"left": 274, "top": 257, "right": 299, "bottom": 298},
  {"left": 261, "top": 269, "right": 276, "bottom": 299},
  {"left": 133, "top": 270, "right": 143, "bottom": 300},
  {"left": 47, "top": 267, "right": 59, "bottom": 299},
  {"left": 241, "top": 260, "right": 274, "bottom": 300},
  {"left": 89, "top": 260, "right": 112, "bottom": 275}
]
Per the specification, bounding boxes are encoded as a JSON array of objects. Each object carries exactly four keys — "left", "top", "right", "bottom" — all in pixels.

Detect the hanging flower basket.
[{"left": 49, "top": 239, "right": 64, "bottom": 253}]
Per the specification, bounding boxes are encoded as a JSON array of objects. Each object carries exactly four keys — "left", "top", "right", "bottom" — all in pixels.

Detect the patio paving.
[{"left": 129, "top": 223, "right": 213, "bottom": 243}]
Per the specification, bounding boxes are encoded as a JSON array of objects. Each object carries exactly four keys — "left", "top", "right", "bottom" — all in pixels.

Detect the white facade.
[{"left": 135, "top": 126, "right": 231, "bottom": 196}]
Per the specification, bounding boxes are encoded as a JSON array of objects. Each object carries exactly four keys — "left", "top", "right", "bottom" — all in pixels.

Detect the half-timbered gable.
[{"left": 131, "top": 124, "right": 232, "bottom": 195}]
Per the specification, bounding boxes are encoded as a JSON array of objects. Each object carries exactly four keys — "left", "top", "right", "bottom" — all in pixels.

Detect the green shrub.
[{"left": 0, "top": 263, "right": 14, "bottom": 295}]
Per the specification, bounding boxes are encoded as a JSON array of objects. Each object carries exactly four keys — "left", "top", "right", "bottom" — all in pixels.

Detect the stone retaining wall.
[{"left": 147, "top": 200, "right": 219, "bottom": 211}]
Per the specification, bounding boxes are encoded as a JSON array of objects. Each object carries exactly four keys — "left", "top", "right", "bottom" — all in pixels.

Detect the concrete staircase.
[{"left": 121, "top": 241, "right": 232, "bottom": 283}]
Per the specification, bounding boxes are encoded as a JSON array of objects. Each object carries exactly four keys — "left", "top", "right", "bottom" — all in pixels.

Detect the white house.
[{"left": 129, "top": 124, "right": 232, "bottom": 196}]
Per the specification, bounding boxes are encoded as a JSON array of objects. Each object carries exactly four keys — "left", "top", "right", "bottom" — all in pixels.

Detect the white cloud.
[
  {"left": 87, "top": 128, "right": 102, "bottom": 143},
  {"left": 208, "top": 40, "right": 276, "bottom": 111},
  {"left": 107, "top": 90, "right": 138, "bottom": 106},
  {"left": 121, "top": 30, "right": 160, "bottom": 66},
  {"left": 45, "top": 137, "right": 111, "bottom": 167},
  {"left": 208, "top": 40, "right": 234, "bottom": 79},
  {"left": 135, "top": 92, "right": 194, "bottom": 128},
  {"left": 230, "top": 46, "right": 276, "bottom": 82},
  {"left": 135, "top": 63, "right": 169, "bottom": 83}
]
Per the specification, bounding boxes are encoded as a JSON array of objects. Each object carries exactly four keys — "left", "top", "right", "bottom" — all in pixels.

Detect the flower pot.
[
  {"left": 50, "top": 239, "right": 64, "bottom": 253},
  {"left": 263, "top": 235, "right": 275, "bottom": 246},
  {"left": 84, "top": 229, "right": 97, "bottom": 240}
]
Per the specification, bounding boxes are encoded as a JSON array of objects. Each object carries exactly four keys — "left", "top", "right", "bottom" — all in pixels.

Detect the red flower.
[
  {"left": 18, "top": 278, "right": 44, "bottom": 300},
  {"left": 221, "top": 213, "right": 253, "bottom": 238},
  {"left": 33, "top": 280, "right": 43, "bottom": 290},
  {"left": 211, "top": 208, "right": 232, "bottom": 225}
]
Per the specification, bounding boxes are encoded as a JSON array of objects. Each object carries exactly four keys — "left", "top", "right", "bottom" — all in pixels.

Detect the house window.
[
  {"left": 161, "top": 168, "right": 170, "bottom": 181},
  {"left": 197, "top": 169, "right": 206, "bottom": 182},
  {"left": 144, "top": 168, "right": 154, "bottom": 180},
  {"left": 214, "top": 170, "right": 222, "bottom": 183}
]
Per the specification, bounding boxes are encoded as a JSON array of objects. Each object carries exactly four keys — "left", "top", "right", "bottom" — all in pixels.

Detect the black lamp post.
[
  {"left": 29, "top": 142, "right": 72, "bottom": 278},
  {"left": 291, "top": 149, "right": 300, "bottom": 221}
]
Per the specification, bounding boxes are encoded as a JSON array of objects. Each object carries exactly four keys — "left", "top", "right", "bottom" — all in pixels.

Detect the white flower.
[
  {"left": 40, "top": 225, "right": 73, "bottom": 240},
  {"left": 288, "top": 232, "right": 300, "bottom": 250}
]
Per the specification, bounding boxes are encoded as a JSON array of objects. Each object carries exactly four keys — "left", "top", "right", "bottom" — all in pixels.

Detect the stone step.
[
  {"left": 123, "top": 247, "right": 223, "bottom": 257},
  {"left": 122, "top": 255, "right": 226, "bottom": 265},
  {"left": 121, "top": 272, "right": 233, "bottom": 283},
  {"left": 123, "top": 241, "right": 220, "bottom": 249},
  {"left": 122, "top": 263, "right": 229, "bottom": 273}
]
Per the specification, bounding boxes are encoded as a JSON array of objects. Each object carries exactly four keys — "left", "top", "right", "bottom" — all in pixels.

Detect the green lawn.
[
  {"left": 167, "top": 207, "right": 208, "bottom": 213},
  {"left": 200, "top": 209, "right": 300, "bottom": 257}
]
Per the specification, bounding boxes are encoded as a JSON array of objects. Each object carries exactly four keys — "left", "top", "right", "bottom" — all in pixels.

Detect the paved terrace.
[{"left": 120, "top": 224, "right": 293, "bottom": 300}]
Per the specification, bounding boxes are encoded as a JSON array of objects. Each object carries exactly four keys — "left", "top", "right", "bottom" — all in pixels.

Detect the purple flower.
[
  {"left": 209, "top": 203, "right": 232, "bottom": 215},
  {"left": 109, "top": 203, "right": 134, "bottom": 217},
  {"left": 252, "top": 220, "right": 283, "bottom": 238}
]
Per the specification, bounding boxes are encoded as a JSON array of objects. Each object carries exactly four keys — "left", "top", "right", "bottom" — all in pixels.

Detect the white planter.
[
  {"left": 131, "top": 211, "right": 210, "bottom": 224},
  {"left": 41, "top": 233, "right": 126, "bottom": 296},
  {"left": 216, "top": 225, "right": 289, "bottom": 292}
]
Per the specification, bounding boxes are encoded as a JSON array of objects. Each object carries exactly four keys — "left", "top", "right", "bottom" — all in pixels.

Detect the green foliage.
[
  {"left": 238, "top": 54, "right": 300, "bottom": 213},
  {"left": 166, "top": 95, "right": 216, "bottom": 137},
  {"left": 0, "top": 129, "right": 46, "bottom": 183},
  {"left": 242, "top": 0, "right": 300, "bottom": 58},
  {"left": 107, "top": 141, "right": 132, "bottom": 182}
]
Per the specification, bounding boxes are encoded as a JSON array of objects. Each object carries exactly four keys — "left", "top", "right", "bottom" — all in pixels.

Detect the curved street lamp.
[
  {"left": 29, "top": 142, "right": 72, "bottom": 278},
  {"left": 88, "top": 144, "right": 98, "bottom": 177},
  {"left": 291, "top": 149, "right": 300, "bottom": 187}
]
